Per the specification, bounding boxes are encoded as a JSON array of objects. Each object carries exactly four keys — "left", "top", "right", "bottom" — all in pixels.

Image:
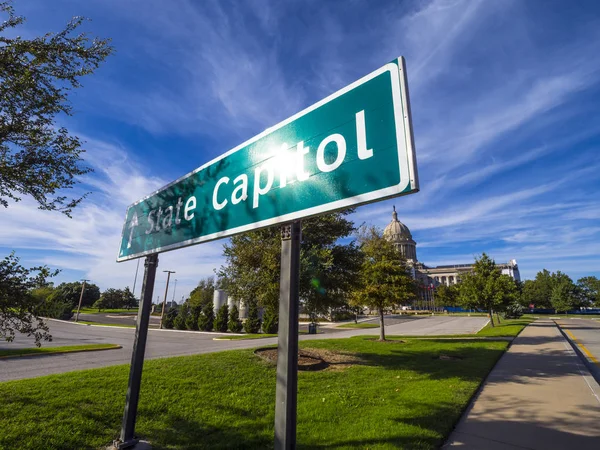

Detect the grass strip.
[
  {"left": 0, "top": 337, "right": 507, "bottom": 449},
  {"left": 76, "top": 321, "right": 136, "bottom": 328},
  {"left": 0, "top": 344, "right": 121, "bottom": 359},
  {"left": 338, "top": 322, "right": 380, "bottom": 329}
]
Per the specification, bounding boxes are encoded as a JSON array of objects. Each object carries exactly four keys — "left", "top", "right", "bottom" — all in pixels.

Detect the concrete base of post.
[{"left": 108, "top": 440, "right": 152, "bottom": 450}]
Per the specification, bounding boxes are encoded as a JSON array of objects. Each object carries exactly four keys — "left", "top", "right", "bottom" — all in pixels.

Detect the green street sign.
[{"left": 117, "top": 57, "right": 418, "bottom": 262}]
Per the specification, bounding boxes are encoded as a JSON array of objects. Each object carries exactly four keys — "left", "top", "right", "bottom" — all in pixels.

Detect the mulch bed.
[{"left": 254, "top": 347, "right": 362, "bottom": 371}]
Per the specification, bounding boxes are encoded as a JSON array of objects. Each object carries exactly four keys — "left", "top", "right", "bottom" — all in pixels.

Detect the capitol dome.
[{"left": 383, "top": 206, "right": 417, "bottom": 262}]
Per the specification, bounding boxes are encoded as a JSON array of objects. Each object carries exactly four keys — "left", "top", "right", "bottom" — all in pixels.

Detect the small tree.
[
  {"left": 162, "top": 308, "right": 177, "bottom": 329},
  {"left": 351, "top": 226, "right": 415, "bottom": 341},
  {"left": 121, "top": 287, "right": 138, "bottom": 310},
  {"left": 214, "top": 304, "right": 229, "bottom": 333},
  {"left": 93, "top": 297, "right": 107, "bottom": 312},
  {"left": 173, "top": 303, "right": 189, "bottom": 330},
  {"left": 186, "top": 303, "right": 201, "bottom": 331},
  {"left": 198, "top": 302, "right": 214, "bottom": 331},
  {"left": 244, "top": 301, "right": 262, "bottom": 334},
  {"left": 262, "top": 305, "right": 278, "bottom": 334},
  {"left": 550, "top": 282, "right": 577, "bottom": 314},
  {"left": 457, "top": 254, "right": 518, "bottom": 327},
  {"left": 228, "top": 304, "right": 243, "bottom": 333}
]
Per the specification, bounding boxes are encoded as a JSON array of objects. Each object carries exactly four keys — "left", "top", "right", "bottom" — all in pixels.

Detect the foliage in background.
[
  {"left": 162, "top": 308, "right": 177, "bottom": 329},
  {"left": 188, "top": 277, "right": 215, "bottom": 310},
  {"left": 213, "top": 304, "right": 229, "bottom": 333},
  {"left": 185, "top": 302, "right": 201, "bottom": 331},
  {"left": 244, "top": 300, "right": 261, "bottom": 334},
  {"left": 173, "top": 303, "right": 189, "bottom": 331},
  {"left": 0, "top": 2, "right": 113, "bottom": 215},
  {"left": 219, "top": 211, "right": 361, "bottom": 324},
  {"left": 503, "top": 301, "right": 524, "bottom": 319},
  {"left": 457, "top": 253, "right": 518, "bottom": 327},
  {"left": 434, "top": 284, "right": 460, "bottom": 307},
  {"left": 351, "top": 226, "right": 416, "bottom": 341},
  {"left": 50, "top": 281, "right": 100, "bottom": 309},
  {"left": 198, "top": 302, "right": 214, "bottom": 332},
  {"left": 228, "top": 304, "right": 242, "bottom": 333},
  {"left": 577, "top": 276, "right": 600, "bottom": 307},
  {"left": 262, "top": 305, "right": 278, "bottom": 334},
  {"left": 0, "top": 252, "right": 57, "bottom": 345},
  {"left": 93, "top": 287, "right": 135, "bottom": 311}
]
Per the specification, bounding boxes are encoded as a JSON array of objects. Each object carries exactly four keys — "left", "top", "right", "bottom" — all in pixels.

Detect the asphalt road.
[
  {"left": 0, "top": 315, "right": 488, "bottom": 382},
  {"left": 556, "top": 318, "right": 600, "bottom": 381}
]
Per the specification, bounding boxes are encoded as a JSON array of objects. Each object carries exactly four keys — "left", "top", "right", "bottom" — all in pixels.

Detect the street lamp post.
[
  {"left": 75, "top": 279, "right": 89, "bottom": 322},
  {"left": 172, "top": 279, "right": 177, "bottom": 302},
  {"left": 160, "top": 270, "right": 175, "bottom": 329}
]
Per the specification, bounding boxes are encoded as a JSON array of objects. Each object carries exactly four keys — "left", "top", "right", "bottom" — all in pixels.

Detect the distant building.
[{"left": 383, "top": 207, "right": 520, "bottom": 297}]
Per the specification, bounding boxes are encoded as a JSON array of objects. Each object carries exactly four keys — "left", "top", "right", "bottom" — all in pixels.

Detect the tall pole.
[
  {"left": 160, "top": 270, "right": 175, "bottom": 329},
  {"left": 115, "top": 253, "right": 158, "bottom": 449},
  {"left": 75, "top": 279, "right": 89, "bottom": 322},
  {"left": 172, "top": 279, "right": 177, "bottom": 302},
  {"left": 274, "top": 221, "right": 301, "bottom": 450}
]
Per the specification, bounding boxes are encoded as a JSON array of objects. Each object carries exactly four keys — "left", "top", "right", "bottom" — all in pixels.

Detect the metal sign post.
[
  {"left": 115, "top": 253, "right": 159, "bottom": 449},
  {"left": 274, "top": 221, "right": 301, "bottom": 450}
]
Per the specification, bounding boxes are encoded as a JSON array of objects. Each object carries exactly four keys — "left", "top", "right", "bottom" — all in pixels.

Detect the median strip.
[{"left": 0, "top": 344, "right": 122, "bottom": 359}]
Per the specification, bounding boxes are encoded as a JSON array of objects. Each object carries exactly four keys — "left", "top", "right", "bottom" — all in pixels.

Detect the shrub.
[
  {"left": 198, "top": 302, "right": 214, "bottom": 331},
  {"left": 262, "top": 306, "right": 278, "bottom": 334},
  {"left": 228, "top": 304, "right": 243, "bottom": 333},
  {"left": 503, "top": 302, "right": 524, "bottom": 319},
  {"left": 214, "top": 304, "right": 229, "bottom": 332},
  {"left": 173, "top": 304, "right": 189, "bottom": 330},
  {"left": 244, "top": 301, "right": 261, "bottom": 334},
  {"left": 42, "top": 297, "right": 73, "bottom": 321},
  {"left": 186, "top": 305, "right": 200, "bottom": 331},
  {"left": 162, "top": 308, "right": 177, "bottom": 329}
]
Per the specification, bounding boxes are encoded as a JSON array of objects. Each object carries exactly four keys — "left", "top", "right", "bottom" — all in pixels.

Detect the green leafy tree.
[
  {"left": 219, "top": 211, "right": 361, "bottom": 326},
  {"left": 351, "top": 226, "right": 416, "bottom": 341},
  {"left": 0, "top": 2, "right": 113, "bottom": 214},
  {"left": 214, "top": 304, "right": 229, "bottom": 333},
  {"left": 457, "top": 253, "right": 518, "bottom": 327},
  {"left": 50, "top": 281, "right": 100, "bottom": 309},
  {"left": 228, "top": 304, "right": 242, "bottom": 333},
  {"left": 262, "top": 305, "right": 278, "bottom": 334},
  {"left": 96, "top": 288, "right": 123, "bottom": 309},
  {"left": 434, "top": 284, "right": 459, "bottom": 307},
  {"left": 173, "top": 303, "right": 189, "bottom": 330},
  {"left": 550, "top": 279, "right": 577, "bottom": 313},
  {"left": 577, "top": 276, "right": 600, "bottom": 307},
  {"left": 189, "top": 277, "right": 215, "bottom": 310},
  {"left": 121, "top": 287, "right": 138, "bottom": 310},
  {"left": 244, "top": 300, "right": 262, "bottom": 334},
  {"left": 521, "top": 270, "right": 553, "bottom": 309},
  {"left": 92, "top": 297, "right": 107, "bottom": 312},
  {"left": 198, "top": 302, "right": 214, "bottom": 332},
  {"left": 1, "top": 252, "right": 57, "bottom": 345}
]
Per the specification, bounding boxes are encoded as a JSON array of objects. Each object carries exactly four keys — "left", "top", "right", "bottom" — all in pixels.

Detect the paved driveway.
[{"left": 0, "top": 315, "right": 488, "bottom": 382}]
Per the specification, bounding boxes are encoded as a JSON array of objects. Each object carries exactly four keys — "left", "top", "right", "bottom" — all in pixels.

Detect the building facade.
[{"left": 383, "top": 208, "right": 521, "bottom": 293}]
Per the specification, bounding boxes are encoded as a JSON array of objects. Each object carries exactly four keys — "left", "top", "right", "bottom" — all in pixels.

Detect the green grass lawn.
[
  {"left": 76, "top": 308, "right": 139, "bottom": 314},
  {"left": 0, "top": 344, "right": 120, "bottom": 358},
  {"left": 0, "top": 337, "right": 507, "bottom": 449},
  {"left": 475, "top": 317, "right": 534, "bottom": 337},
  {"left": 338, "top": 322, "right": 380, "bottom": 329},
  {"left": 77, "top": 321, "right": 136, "bottom": 328}
]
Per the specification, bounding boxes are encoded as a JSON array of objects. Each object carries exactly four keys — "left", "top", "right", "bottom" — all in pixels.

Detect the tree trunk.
[
  {"left": 496, "top": 312, "right": 502, "bottom": 324},
  {"left": 488, "top": 307, "right": 495, "bottom": 327},
  {"left": 379, "top": 307, "right": 386, "bottom": 341}
]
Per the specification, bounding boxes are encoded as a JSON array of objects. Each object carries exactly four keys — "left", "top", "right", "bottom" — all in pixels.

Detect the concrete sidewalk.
[{"left": 444, "top": 319, "right": 600, "bottom": 449}]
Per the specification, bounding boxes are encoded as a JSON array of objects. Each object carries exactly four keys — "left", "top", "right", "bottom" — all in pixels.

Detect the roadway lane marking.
[{"left": 564, "top": 328, "right": 600, "bottom": 366}]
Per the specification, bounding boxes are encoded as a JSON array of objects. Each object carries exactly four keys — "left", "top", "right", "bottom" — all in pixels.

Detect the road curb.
[{"left": 554, "top": 320, "right": 600, "bottom": 386}]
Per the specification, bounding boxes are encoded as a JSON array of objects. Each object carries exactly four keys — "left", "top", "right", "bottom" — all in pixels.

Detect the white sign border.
[{"left": 117, "top": 57, "right": 418, "bottom": 262}]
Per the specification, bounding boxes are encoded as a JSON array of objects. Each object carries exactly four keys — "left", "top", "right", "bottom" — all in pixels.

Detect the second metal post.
[{"left": 274, "top": 221, "right": 301, "bottom": 450}]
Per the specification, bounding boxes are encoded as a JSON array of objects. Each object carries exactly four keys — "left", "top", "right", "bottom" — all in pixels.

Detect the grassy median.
[
  {"left": 0, "top": 344, "right": 121, "bottom": 358},
  {"left": 0, "top": 337, "right": 508, "bottom": 449}
]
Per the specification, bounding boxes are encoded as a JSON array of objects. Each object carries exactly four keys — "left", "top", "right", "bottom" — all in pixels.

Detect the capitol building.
[{"left": 383, "top": 207, "right": 520, "bottom": 290}]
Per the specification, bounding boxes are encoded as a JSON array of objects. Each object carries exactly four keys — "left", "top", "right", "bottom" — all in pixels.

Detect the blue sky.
[{"left": 2, "top": 0, "right": 599, "bottom": 301}]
